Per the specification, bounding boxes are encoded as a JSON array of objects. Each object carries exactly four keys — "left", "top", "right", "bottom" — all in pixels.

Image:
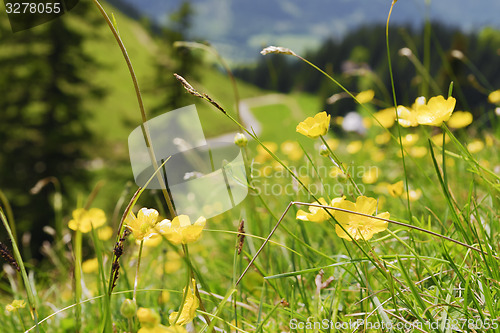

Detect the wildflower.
[
  {"left": 373, "top": 108, "right": 396, "bottom": 129},
  {"left": 387, "top": 181, "right": 404, "bottom": 197},
  {"left": 82, "top": 258, "right": 99, "bottom": 274},
  {"left": 342, "top": 112, "right": 366, "bottom": 134},
  {"left": 255, "top": 142, "right": 278, "bottom": 163},
  {"left": 362, "top": 167, "right": 379, "bottom": 184},
  {"left": 159, "top": 215, "right": 206, "bottom": 245},
  {"left": 334, "top": 196, "right": 389, "bottom": 241},
  {"left": 280, "top": 140, "right": 303, "bottom": 160},
  {"left": 416, "top": 95, "right": 456, "bottom": 126},
  {"left": 296, "top": 112, "right": 331, "bottom": 138},
  {"left": 169, "top": 279, "right": 199, "bottom": 325},
  {"left": 375, "top": 132, "right": 391, "bottom": 145},
  {"left": 68, "top": 208, "right": 106, "bottom": 233},
  {"left": 401, "top": 134, "right": 419, "bottom": 147},
  {"left": 346, "top": 140, "right": 363, "bottom": 154},
  {"left": 137, "top": 307, "right": 187, "bottom": 333},
  {"left": 296, "top": 197, "right": 344, "bottom": 223},
  {"left": 120, "top": 299, "right": 137, "bottom": 318},
  {"left": 5, "top": 300, "right": 25, "bottom": 312},
  {"left": 409, "top": 146, "right": 428, "bottom": 158},
  {"left": 430, "top": 133, "right": 450, "bottom": 146},
  {"left": 467, "top": 140, "right": 484, "bottom": 153},
  {"left": 98, "top": 226, "right": 113, "bottom": 241},
  {"left": 233, "top": 133, "right": 248, "bottom": 147},
  {"left": 355, "top": 89, "right": 375, "bottom": 104},
  {"left": 296, "top": 198, "right": 331, "bottom": 223},
  {"left": 126, "top": 208, "right": 168, "bottom": 241},
  {"left": 261, "top": 46, "right": 296, "bottom": 56},
  {"left": 397, "top": 96, "right": 456, "bottom": 127},
  {"left": 488, "top": 89, "right": 500, "bottom": 104},
  {"left": 407, "top": 189, "right": 422, "bottom": 201},
  {"left": 447, "top": 111, "right": 473, "bottom": 128}
]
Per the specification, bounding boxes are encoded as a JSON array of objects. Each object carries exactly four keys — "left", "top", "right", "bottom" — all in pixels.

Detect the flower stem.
[
  {"left": 74, "top": 229, "right": 82, "bottom": 332},
  {"left": 133, "top": 240, "right": 144, "bottom": 303},
  {"left": 0, "top": 209, "right": 40, "bottom": 333}
]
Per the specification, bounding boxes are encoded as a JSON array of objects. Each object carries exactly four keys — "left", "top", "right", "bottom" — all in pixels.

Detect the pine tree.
[{"left": 0, "top": 2, "right": 104, "bottom": 251}]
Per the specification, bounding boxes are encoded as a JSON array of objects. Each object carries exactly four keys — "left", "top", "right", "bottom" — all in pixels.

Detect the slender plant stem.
[
  {"left": 0, "top": 208, "right": 40, "bottom": 333},
  {"left": 92, "top": 0, "right": 176, "bottom": 218},
  {"left": 385, "top": 0, "right": 413, "bottom": 225},
  {"left": 74, "top": 229, "right": 82, "bottom": 333},
  {"left": 133, "top": 240, "right": 144, "bottom": 303}
]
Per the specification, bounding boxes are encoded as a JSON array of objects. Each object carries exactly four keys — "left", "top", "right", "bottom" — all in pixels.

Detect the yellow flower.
[
  {"left": 280, "top": 140, "right": 303, "bottom": 161},
  {"left": 407, "top": 189, "right": 422, "bottom": 201},
  {"left": 467, "top": 140, "right": 484, "bottom": 153},
  {"left": 396, "top": 105, "right": 419, "bottom": 127},
  {"left": 126, "top": 208, "right": 167, "bottom": 241},
  {"left": 6, "top": 300, "right": 26, "bottom": 312},
  {"left": 447, "top": 111, "right": 473, "bottom": 128},
  {"left": 169, "top": 279, "right": 199, "bottom": 325},
  {"left": 137, "top": 308, "right": 187, "bottom": 333},
  {"left": 346, "top": 140, "right": 363, "bottom": 154},
  {"left": 296, "top": 198, "right": 331, "bottom": 223},
  {"left": 68, "top": 208, "right": 106, "bottom": 233},
  {"left": 387, "top": 181, "right": 404, "bottom": 197},
  {"left": 160, "top": 215, "right": 206, "bottom": 245},
  {"left": 362, "top": 167, "right": 379, "bottom": 184},
  {"left": 334, "top": 196, "right": 389, "bottom": 241},
  {"left": 397, "top": 96, "right": 456, "bottom": 127},
  {"left": 430, "top": 133, "right": 450, "bottom": 146},
  {"left": 82, "top": 258, "right": 99, "bottom": 274},
  {"left": 98, "top": 226, "right": 114, "bottom": 241},
  {"left": 488, "top": 89, "right": 500, "bottom": 104},
  {"left": 409, "top": 146, "right": 428, "bottom": 158},
  {"left": 255, "top": 142, "right": 278, "bottom": 163},
  {"left": 296, "top": 112, "right": 331, "bottom": 138},
  {"left": 374, "top": 108, "right": 396, "bottom": 128},
  {"left": 375, "top": 132, "right": 391, "bottom": 145},
  {"left": 415, "top": 95, "right": 456, "bottom": 126},
  {"left": 355, "top": 89, "right": 375, "bottom": 104}
]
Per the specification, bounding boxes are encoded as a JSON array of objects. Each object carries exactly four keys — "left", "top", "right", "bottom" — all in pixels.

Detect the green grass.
[{"left": 1, "top": 1, "right": 500, "bottom": 333}]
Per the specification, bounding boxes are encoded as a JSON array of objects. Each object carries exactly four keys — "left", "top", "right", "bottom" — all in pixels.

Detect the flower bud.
[
  {"left": 120, "top": 298, "right": 137, "bottom": 319},
  {"left": 319, "top": 144, "right": 329, "bottom": 157},
  {"left": 234, "top": 133, "right": 248, "bottom": 147}
]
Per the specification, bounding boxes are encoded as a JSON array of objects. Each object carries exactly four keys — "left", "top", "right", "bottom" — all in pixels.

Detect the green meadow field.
[{"left": 0, "top": 1, "right": 499, "bottom": 332}]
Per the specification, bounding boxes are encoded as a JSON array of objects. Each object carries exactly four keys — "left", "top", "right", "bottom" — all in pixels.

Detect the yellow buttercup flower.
[
  {"left": 126, "top": 208, "right": 168, "bottom": 241},
  {"left": 397, "top": 96, "right": 456, "bottom": 127},
  {"left": 387, "top": 181, "right": 404, "bottom": 197},
  {"left": 82, "top": 258, "right": 99, "bottom": 274},
  {"left": 346, "top": 140, "right": 363, "bottom": 154},
  {"left": 467, "top": 140, "right": 484, "bottom": 153},
  {"left": 355, "top": 89, "right": 375, "bottom": 104},
  {"left": 68, "top": 208, "right": 106, "bottom": 233},
  {"left": 97, "top": 226, "right": 113, "bottom": 241},
  {"left": 280, "top": 140, "right": 303, "bottom": 161},
  {"left": 296, "top": 198, "right": 330, "bottom": 223},
  {"left": 409, "top": 146, "right": 428, "bottom": 158},
  {"left": 169, "top": 279, "right": 199, "bottom": 325},
  {"left": 334, "top": 196, "right": 389, "bottom": 241},
  {"left": 447, "top": 111, "right": 473, "bottom": 128},
  {"left": 407, "top": 189, "right": 422, "bottom": 201},
  {"left": 374, "top": 108, "right": 396, "bottom": 128},
  {"left": 296, "top": 111, "right": 331, "bottom": 138},
  {"left": 137, "top": 308, "right": 187, "bottom": 333},
  {"left": 375, "top": 132, "right": 391, "bottom": 145},
  {"left": 160, "top": 215, "right": 206, "bottom": 245},
  {"left": 416, "top": 95, "right": 456, "bottom": 126},
  {"left": 255, "top": 142, "right": 278, "bottom": 163},
  {"left": 488, "top": 89, "right": 500, "bottom": 104},
  {"left": 362, "top": 167, "right": 379, "bottom": 184},
  {"left": 5, "top": 300, "right": 26, "bottom": 312},
  {"left": 401, "top": 133, "right": 419, "bottom": 147}
]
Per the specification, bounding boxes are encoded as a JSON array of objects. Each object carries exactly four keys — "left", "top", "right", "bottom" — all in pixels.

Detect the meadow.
[{"left": 1, "top": 1, "right": 500, "bottom": 332}]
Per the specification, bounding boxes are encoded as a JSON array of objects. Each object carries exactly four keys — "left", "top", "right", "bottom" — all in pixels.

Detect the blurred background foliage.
[{"left": 0, "top": 0, "right": 499, "bottom": 263}]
